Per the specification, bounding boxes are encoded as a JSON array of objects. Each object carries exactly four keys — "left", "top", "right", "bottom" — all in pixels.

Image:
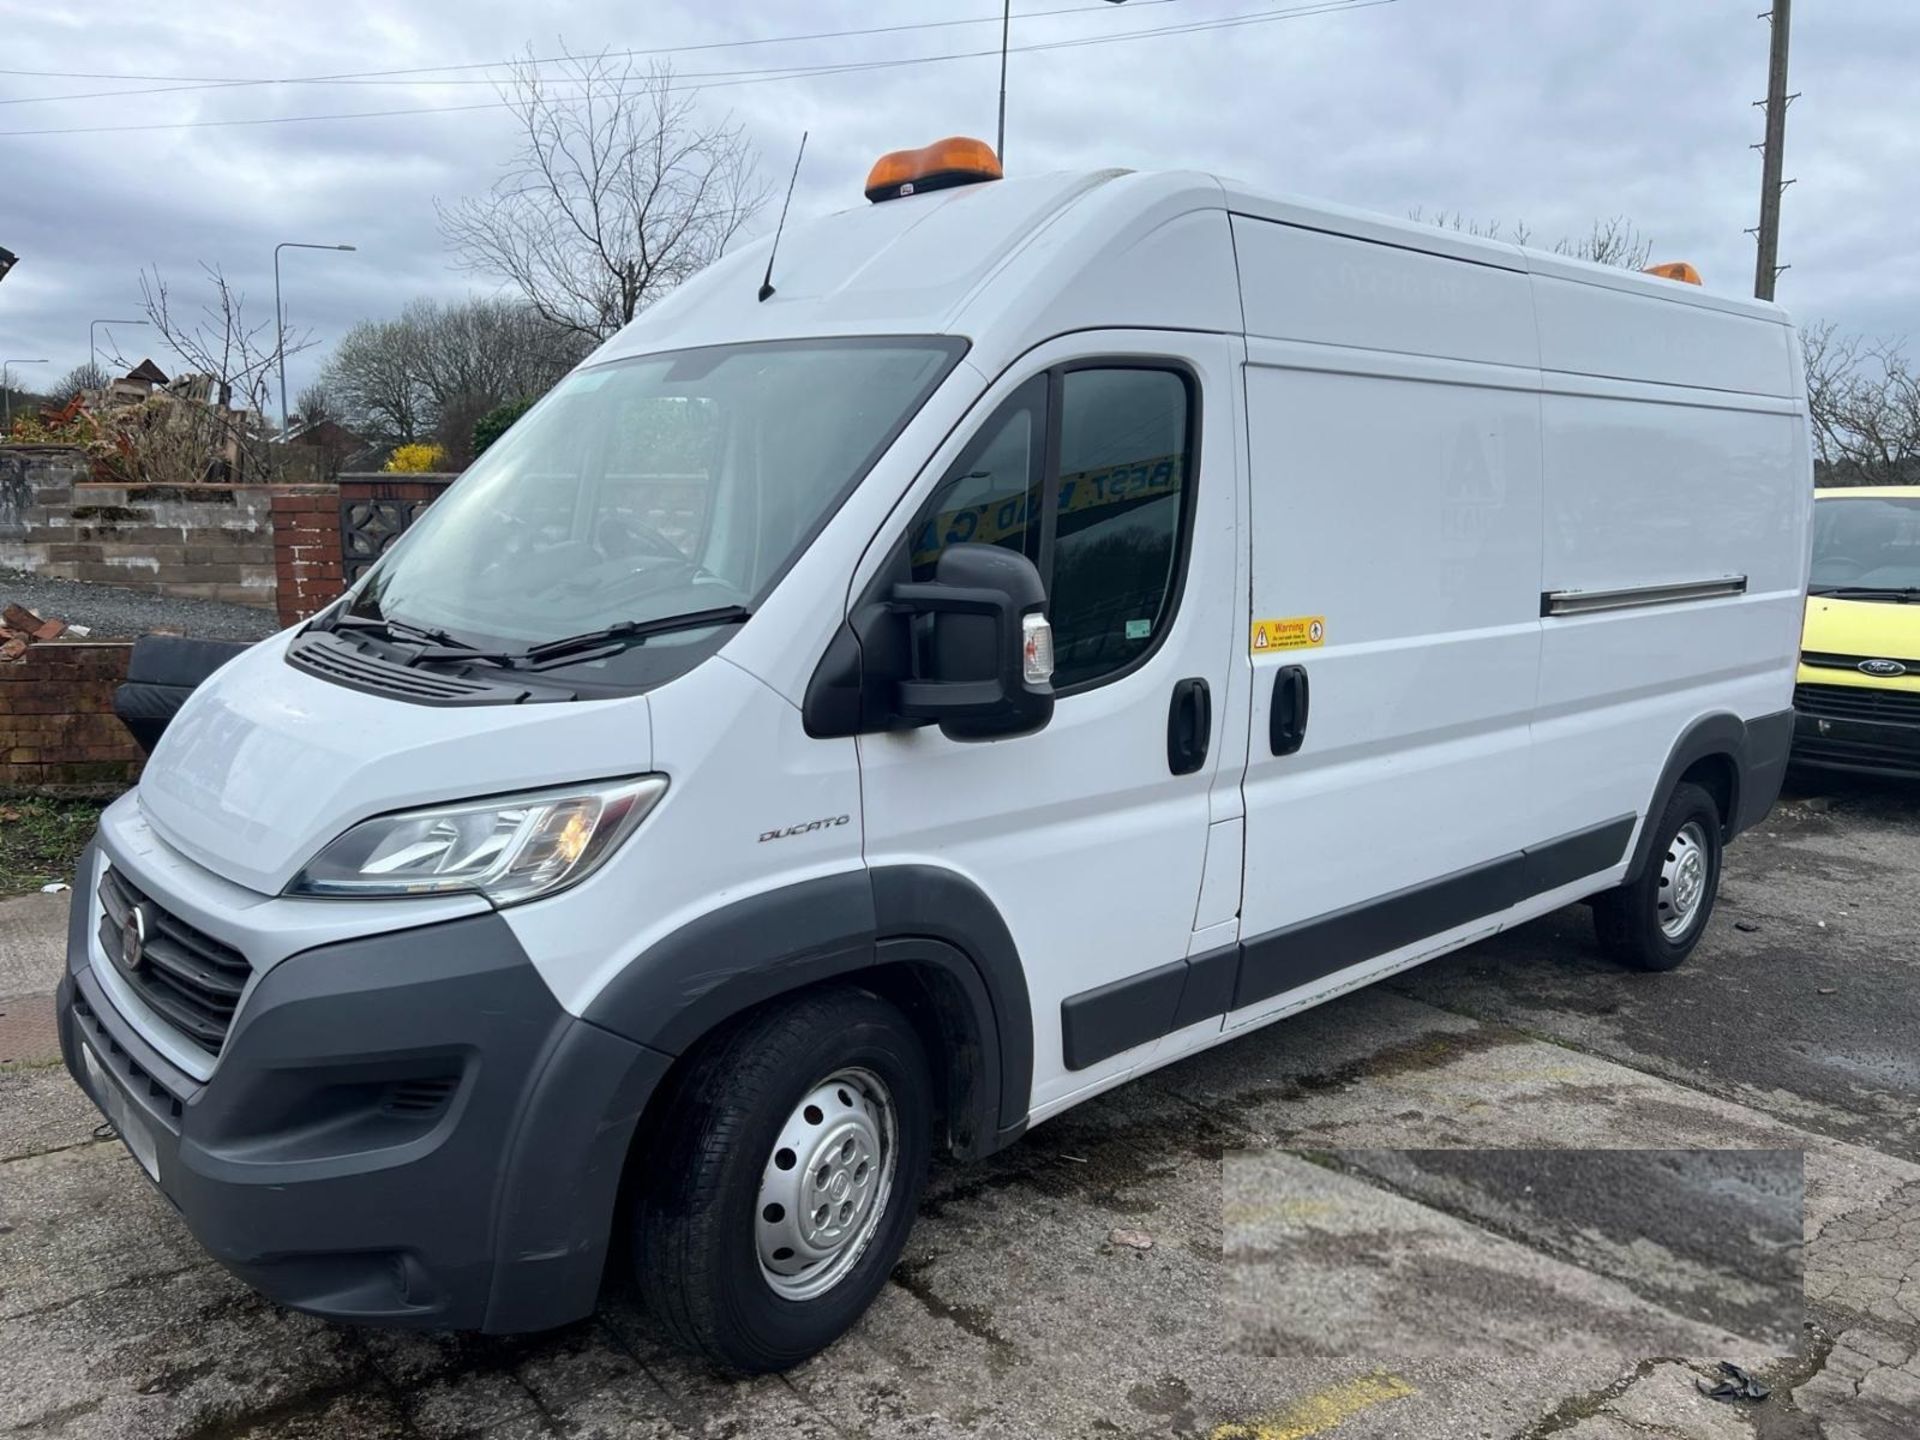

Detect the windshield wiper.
[
  {"left": 521, "top": 605, "right": 752, "bottom": 667},
  {"left": 325, "top": 611, "right": 519, "bottom": 665},
  {"left": 1809, "top": 585, "right": 1920, "bottom": 602}
]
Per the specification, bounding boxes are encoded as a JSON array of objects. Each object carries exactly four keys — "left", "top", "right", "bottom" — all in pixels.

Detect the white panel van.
[{"left": 60, "top": 141, "right": 1811, "bottom": 1372}]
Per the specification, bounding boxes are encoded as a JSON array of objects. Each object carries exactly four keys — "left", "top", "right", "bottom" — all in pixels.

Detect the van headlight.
[{"left": 286, "top": 776, "right": 666, "bottom": 904}]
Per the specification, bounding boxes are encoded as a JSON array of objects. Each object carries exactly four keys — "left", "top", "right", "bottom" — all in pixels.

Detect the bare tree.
[
  {"left": 320, "top": 296, "right": 589, "bottom": 461},
  {"left": 1559, "top": 216, "right": 1655, "bottom": 270},
  {"left": 1803, "top": 322, "right": 1920, "bottom": 487},
  {"left": 1408, "top": 209, "right": 1654, "bottom": 269},
  {"left": 322, "top": 314, "right": 428, "bottom": 448},
  {"left": 294, "top": 379, "right": 342, "bottom": 430},
  {"left": 49, "top": 360, "right": 108, "bottom": 404},
  {"left": 438, "top": 53, "right": 766, "bottom": 341},
  {"left": 138, "top": 265, "right": 316, "bottom": 480}
]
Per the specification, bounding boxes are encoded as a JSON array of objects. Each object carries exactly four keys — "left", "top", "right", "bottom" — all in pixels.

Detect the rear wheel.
[
  {"left": 631, "top": 987, "right": 932, "bottom": 1373},
  {"left": 1593, "top": 781, "right": 1723, "bottom": 971}
]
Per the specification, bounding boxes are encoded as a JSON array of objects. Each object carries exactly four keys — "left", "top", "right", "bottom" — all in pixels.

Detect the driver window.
[
  {"left": 910, "top": 376, "right": 1046, "bottom": 582},
  {"left": 903, "top": 363, "right": 1197, "bottom": 693}
]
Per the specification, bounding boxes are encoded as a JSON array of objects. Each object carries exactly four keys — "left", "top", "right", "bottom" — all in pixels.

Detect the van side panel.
[
  {"left": 1531, "top": 271, "right": 1798, "bottom": 397},
  {"left": 1231, "top": 217, "right": 1546, "bottom": 1020},
  {"left": 1232, "top": 219, "right": 1534, "bottom": 368},
  {"left": 1530, "top": 334, "right": 1807, "bottom": 849}
]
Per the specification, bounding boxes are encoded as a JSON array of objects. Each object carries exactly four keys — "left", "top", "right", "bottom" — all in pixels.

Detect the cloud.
[{"left": 2, "top": 0, "right": 1915, "bottom": 406}]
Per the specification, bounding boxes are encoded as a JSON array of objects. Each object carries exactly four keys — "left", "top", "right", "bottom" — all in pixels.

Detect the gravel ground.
[{"left": 0, "top": 568, "right": 281, "bottom": 643}]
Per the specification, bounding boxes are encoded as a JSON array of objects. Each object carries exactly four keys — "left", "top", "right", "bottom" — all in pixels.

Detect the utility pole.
[{"left": 1751, "top": 0, "right": 1793, "bottom": 301}]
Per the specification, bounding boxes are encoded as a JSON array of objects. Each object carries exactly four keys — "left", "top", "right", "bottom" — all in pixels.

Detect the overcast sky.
[{"left": 1, "top": 0, "right": 1914, "bottom": 407}]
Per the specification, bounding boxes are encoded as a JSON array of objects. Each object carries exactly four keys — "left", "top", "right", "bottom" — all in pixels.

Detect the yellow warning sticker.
[{"left": 1250, "top": 616, "right": 1326, "bottom": 652}]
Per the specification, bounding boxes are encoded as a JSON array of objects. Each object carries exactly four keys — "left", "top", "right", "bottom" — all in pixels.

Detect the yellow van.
[{"left": 1795, "top": 485, "right": 1920, "bottom": 777}]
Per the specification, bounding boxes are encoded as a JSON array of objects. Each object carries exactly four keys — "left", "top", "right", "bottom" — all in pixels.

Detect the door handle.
[
  {"left": 1269, "top": 665, "right": 1310, "bottom": 756},
  {"left": 1167, "top": 677, "right": 1211, "bottom": 776}
]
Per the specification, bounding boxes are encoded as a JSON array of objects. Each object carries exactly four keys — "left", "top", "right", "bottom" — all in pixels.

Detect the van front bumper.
[
  {"left": 58, "top": 842, "right": 670, "bottom": 1333},
  {"left": 1792, "top": 684, "right": 1920, "bottom": 779}
]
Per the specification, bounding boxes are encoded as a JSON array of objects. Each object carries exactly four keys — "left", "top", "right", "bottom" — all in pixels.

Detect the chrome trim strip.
[{"left": 1541, "top": 576, "right": 1748, "bottom": 618}]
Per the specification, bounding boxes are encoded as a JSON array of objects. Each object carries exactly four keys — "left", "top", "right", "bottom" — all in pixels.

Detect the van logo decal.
[
  {"left": 759, "top": 815, "right": 852, "bottom": 843},
  {"left": 1859, "top": 658, "right": 1908, "bottom": 678}
]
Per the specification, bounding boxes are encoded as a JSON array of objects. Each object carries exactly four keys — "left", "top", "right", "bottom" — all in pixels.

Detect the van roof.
[{"left": 593, "top": 167, "right": 1791, "bottom": 369}]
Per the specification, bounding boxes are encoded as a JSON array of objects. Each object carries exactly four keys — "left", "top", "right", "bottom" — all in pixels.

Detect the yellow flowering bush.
[{"left": 384, "top": 442, "right": 448, "bottom": 473}]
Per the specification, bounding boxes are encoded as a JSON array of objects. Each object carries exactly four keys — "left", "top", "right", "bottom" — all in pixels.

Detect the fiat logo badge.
[
  {"left": 1859, "top": 658, "right": 1908, "bottom": 678},
  {"left": 119, "top": 905, "right": 147, "bottom": 973}
]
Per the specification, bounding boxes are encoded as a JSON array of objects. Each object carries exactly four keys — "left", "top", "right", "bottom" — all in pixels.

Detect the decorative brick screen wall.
[
  {"left": 270, "top": 489, "right": 346, "bottom": 627},
  {"left": 272, "top": 473, "right": 458, "bottom": 625},
  {"left": 0, "top": 643, "right": 143, "bottom": 789},
  {"left": 338, "top": 474, "right": 457, "bottom": 584}
]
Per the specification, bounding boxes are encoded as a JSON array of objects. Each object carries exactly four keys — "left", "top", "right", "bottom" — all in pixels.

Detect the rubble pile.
[{"left": 1, "top": 602, "right": 88, "bottom": 662}]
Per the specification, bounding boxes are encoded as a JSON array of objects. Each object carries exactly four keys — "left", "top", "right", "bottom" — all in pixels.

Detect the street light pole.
[
  {"left": 997, "top": 0, "right": 1129, "bottom": 166},
  {"left": 89, "top": 318, "right": 147, "bottom": 378},
  {"left": 2, "top": 358, "right": 49, "bottom": 429},
  {"left": 274, "top": 241, "right": 356, "bottom": 437}
]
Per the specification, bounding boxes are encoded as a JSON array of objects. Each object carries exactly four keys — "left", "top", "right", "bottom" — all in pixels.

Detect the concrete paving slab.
[
  {"left": 1311, "top": 1149, "right": 1805, "bottom": 1350},
  {"left": 0, "top": 990, "right": 62, "bottom": 1066},
  {"left": 0, "top": 891, "right": 70, "bottom": 997},
  {"left": 1392, "top": 782, "right": 1920, "bottom": 1164},
  {"left": 0, "top": 1063, "right": 109, "bottom": 1163},
  {"left": 0, "top": 1143, "right": 213, "bottom": 1322},
  {"left": 1223, "top": 1151, "right": 1779, "bottom": 1363}
]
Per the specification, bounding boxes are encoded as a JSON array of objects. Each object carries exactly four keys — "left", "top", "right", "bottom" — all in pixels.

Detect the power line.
[
  {"left": 0, "top": 0, "right": 1191, "bottom": 97},
  {"left": 0, "top": 1, "right": 1394, "bottom": 139}
]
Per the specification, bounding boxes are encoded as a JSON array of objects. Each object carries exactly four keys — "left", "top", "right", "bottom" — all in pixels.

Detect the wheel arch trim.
[
  {"left": 1626, "top": 708, "right": 1791, "bottom": 883},
  {"left": 581, "top": 865, "right": 1033, "bottom": 1155}
]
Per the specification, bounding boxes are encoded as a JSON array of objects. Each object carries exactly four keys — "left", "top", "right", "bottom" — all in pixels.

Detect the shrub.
[
  {"left": 473, "top": 398, "right": 534, "bottom": 458},
  {"left": 384, "top": 441, "right": 448, "bottom": 473}
]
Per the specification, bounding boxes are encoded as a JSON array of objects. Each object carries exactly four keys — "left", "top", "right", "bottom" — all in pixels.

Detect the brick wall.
[
  {"left": 3, "top": 448, "right": 290, "bottom": 610},
  {"left": 5, "top": 449, "right": 462, "bottom": 625},
  {"left": 0, "top": 643, "right": 142, "bottom": 789},
  {"left": 270, "top": 489, "right": 345, "bottom": 627}
]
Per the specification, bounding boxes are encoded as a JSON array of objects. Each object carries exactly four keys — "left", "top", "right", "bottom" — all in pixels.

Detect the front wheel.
[
  {"left": 1592, "top": 781, "right": 1723, "bottom": 971},
  {"left": 631, "top": 987, "right": 933, "bottom": 1373}
]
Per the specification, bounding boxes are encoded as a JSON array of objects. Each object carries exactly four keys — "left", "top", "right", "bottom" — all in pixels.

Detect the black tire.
[
  {"left": 631, "top": 987, "right": 932, "bottom": 1373},
  {"left": 1593, "top": 781, "right": 1723, "bottom": 971}
]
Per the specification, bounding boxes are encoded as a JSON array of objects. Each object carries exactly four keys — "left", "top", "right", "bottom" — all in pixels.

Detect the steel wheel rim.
[
  {"left": 755, "top": 1066, "right": 897, "bottom": 1301},
  {"left": 1658, "top": 820, "right": 1711, "bottom": 939}
]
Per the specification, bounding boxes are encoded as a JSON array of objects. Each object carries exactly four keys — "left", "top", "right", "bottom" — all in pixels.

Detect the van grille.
[
  {"left": 97, "top": 866, "right": 251, "bottom": 1056},
  {"left": 1801, "top": 651, "right": 1920, "bottom": 673},
  {"left": 1794, "top": 683, "right": 1920, "bottom": 726}
]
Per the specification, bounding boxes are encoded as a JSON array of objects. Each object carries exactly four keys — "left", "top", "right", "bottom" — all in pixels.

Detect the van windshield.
[
  {"left": 1810, "top": 494, "right": 1920, "bottom": 595},
  {"left": 344, "top": 337, "right": 965, "bottom": 651}
]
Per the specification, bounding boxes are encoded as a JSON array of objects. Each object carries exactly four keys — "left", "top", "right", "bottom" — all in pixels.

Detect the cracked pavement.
[{"left": 1, "top": 774, "right": 1916, "bottom": 1438}]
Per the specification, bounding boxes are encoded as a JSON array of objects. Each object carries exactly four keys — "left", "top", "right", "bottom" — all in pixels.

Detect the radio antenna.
[{"left": 758, "top": 130, "right": 808, "bottom": 303}]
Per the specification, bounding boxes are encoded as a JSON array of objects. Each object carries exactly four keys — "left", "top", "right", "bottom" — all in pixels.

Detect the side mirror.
[{"left": 893, "top": 543, "right": 1054, "bottom": 741}]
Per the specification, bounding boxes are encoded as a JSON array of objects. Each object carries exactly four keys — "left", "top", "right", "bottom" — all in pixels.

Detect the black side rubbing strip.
[
  {"left": 1061, "top": 958, "right": 1188, "bottom": 1071},
  {"left": 1520, "top": 815, "right": 1636, "bottom": 896},
  {"left": 1061, "top": 816, "right": 1641, "bottom": 1069},
  {"left": 1233, "top": 852, "right": 1523, "bottom": 1013},
  {"left": 1059, "top": 944, "right": 1244, "bottom": 1073},
  {"left": 1171, "top": 946, "right": 1238, "bottom": 1031}
]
